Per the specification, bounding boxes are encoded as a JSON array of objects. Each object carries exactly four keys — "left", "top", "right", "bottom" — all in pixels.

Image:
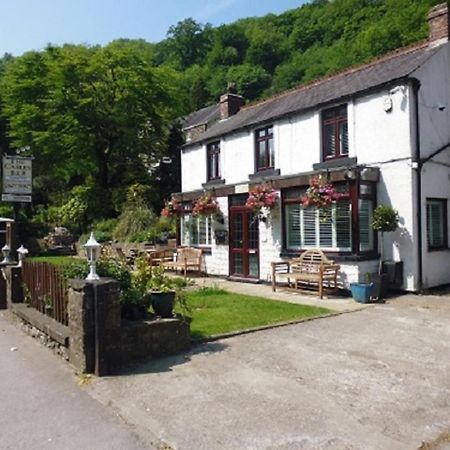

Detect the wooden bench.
[
  {"left": 163, "top": 247, "right": 203, "bottom": 278},
  {"left": 271, "top": 249, "right": 340, "bottom": 299},
  {"left": 147, "top": 248, "right": 175, "bottom": 267}
]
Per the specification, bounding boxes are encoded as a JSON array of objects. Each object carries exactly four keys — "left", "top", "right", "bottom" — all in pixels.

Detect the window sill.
[
  {"left": 280, "top": 250, "right": 379, "bottom": 262},
  {"left": 196, "top": 246, "right": 212, "bottom": 255},
  {"left": 202, "top": 179, "right": 225, "bottom": 188},
  {"left": 313, "top": 157, "right": 357, "bottom": 171},
  {"left": 428, "top": 247, "right": 450, "bottom": 252},
  {"left": 249, "top": 168, "right": 280, "bottom": 180}
]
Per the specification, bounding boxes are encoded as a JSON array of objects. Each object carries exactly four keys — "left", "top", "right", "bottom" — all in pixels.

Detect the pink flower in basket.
[{"left": 301, "top": 175, "right": 342, "bottom": 208}]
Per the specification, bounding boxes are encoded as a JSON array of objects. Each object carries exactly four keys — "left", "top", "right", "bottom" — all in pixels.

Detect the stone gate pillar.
[{"left": 68, "top": 278, "right": 121, "bottom": 376}]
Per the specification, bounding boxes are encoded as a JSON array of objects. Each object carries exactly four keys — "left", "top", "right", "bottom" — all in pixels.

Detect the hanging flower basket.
[
  {"left": 301, "top": 175, "right": 342, "bottom": 208},
  {"left": 161, "top": 196, "right": 182, "bottom": 218},
  {"left": 245, "top": 184, "right": 279, "bottom": 219},
  {"left": 192, "top": 192, "right": 220, "bottom": 217}
]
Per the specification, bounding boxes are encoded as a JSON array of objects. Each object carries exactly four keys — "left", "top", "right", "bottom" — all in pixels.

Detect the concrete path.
[
  {"left": 192, "top": 275, "right": 368, "bottom": 312},
  {"left": 88, "top": 294, "right": 450, "bottom": 450},
  {"left": 0, "top": 311, "right": 153, "bottom": 450}
]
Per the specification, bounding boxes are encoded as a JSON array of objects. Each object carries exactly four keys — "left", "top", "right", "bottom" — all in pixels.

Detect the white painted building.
[{"left": 175, "top": 3, "right": 450, "bottom": 292}]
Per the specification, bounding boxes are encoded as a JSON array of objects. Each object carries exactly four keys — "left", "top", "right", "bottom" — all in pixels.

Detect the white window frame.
[{"left": 180, "top": 214, "right": 213, "bottom": 246}]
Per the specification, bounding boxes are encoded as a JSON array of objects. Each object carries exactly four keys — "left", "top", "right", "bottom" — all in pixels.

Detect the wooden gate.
[{"left": 21, "top": 261, "right": 69, "bottom": 326}]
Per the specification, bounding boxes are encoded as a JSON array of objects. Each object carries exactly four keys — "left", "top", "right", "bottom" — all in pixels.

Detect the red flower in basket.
[
  {"left": 192, "top": 192, "right": 220, "bottom": 216},
  {"left": 161, "top": 196, "right": 182, "bottom": 218},
  {"left": 245, "top": 184, "right": 279, "bottom": 216},
  {"left": 301, "top": 175, "right": 342, "bottom": 208}
]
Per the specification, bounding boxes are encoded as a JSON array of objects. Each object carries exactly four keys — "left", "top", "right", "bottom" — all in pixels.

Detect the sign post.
[{"left": 2, "top": 156, "right": 33, "bottom": 203}]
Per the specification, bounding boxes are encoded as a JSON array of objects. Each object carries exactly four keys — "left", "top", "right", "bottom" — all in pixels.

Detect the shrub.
[
  {"left": 113, "top": 185, "right": 157, "bottom": 241},
  {"left": 61, "top": 257, "right": 133, "bottom": 303},
  {"left": 93, "top": 218, "right": 118, "bottom": 242}
]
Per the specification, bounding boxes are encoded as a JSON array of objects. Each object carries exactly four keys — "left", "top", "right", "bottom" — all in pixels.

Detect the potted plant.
[
  {"left": 371, "top": 205, "right": 400, "bottom": 299},
  {"left": 121, "top": 256, "right": 153, "bottom": 320},
  {"left": 146, "top": 265, "right": 177, "bottom": 317},
  {"left": 146, "top": 265, "right": 189, "bottom": 318}
]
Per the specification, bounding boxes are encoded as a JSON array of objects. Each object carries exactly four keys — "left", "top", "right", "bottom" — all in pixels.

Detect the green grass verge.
[
  {"left": 29, "top": 255, "right": 83, "bottom": 266},
  {"left": 182, "top": 287, "right": 331, "bottom": 339}
]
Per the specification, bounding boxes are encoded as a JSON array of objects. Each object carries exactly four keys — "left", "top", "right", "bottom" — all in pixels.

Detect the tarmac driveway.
[{"left": 88, "top": 295, "right": 450, "bottom": 450}]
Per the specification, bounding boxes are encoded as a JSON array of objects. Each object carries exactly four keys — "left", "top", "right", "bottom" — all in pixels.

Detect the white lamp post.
[
  {"left": 1, "top": 244, "right": 11, "bottom": 264},
  {"left": 17, "top": 245, "right": 29, "bottom": 267},
  {"left": 84, "top": 232, "right": 101, "bottom": 281}
]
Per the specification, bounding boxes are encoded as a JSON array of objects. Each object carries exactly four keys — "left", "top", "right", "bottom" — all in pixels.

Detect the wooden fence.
[{"left": 21, "top": 261, "right": 69, "bottom": 326}]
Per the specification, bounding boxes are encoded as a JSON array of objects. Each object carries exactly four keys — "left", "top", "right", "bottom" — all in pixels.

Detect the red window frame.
[
  {"left": 255, "top": 125, "right": 274, "bottom": 172},
  {"left": 322, "top": 105, "right": 348, "bottom": 160},
  {"left": 206, "top": 141, "right": 221, "bottom": 181}
]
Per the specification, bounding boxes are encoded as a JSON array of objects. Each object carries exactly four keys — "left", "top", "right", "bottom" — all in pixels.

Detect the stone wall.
[{"left": 68, "top": 279, "right": 191, "bottom": 376}]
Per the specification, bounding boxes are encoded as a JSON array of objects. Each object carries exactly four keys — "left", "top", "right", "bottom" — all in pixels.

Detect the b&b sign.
[{"left": 2, "top": 156, "right": 32, "bottom": 203}]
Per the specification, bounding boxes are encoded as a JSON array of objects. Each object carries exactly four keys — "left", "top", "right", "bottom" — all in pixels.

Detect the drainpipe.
[{"left": 411, "top": 78, "right": 423, "bottom": 292}]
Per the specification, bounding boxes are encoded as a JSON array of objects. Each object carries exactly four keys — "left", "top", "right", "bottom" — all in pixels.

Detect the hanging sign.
[{"left": 2, "top": 156, "right": 33, "bottom": 202}]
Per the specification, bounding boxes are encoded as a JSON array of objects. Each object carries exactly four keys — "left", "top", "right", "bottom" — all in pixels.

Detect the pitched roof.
[
  {"left": 183, "top": 103, "right": 220, "bottom": 129},
  {"left": 186, "top": 41, "right": 442, "bottom": 146}
]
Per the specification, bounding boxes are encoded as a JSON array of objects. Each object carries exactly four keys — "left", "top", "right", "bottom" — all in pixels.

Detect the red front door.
[{"left": 229, "top": 197, "right": 259, "bottom": 279}]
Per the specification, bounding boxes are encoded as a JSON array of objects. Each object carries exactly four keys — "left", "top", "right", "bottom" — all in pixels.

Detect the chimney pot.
[
  {"left": 428, "top": 3, "right": 449, "bottom": 46},
  {"left": 220, "top": 92, "right": 245, "bottom": 120}
]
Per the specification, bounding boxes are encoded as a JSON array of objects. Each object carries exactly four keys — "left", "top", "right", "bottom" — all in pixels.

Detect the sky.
[{"left": 0, "top": 0, "right": 307, "bottom": 56}]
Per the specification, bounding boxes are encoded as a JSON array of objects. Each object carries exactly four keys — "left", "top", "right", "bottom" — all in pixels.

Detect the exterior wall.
[
  {"left": 277, "top": 112, "right": 320, "bottom": 175},
  {"left": 413, "top": 45, "right": 450, "bottom": 160},
  {"left": 222, "top": 131, "right": 254, "bottom": 185},
  {"left": 353, "top": 87, "right": 412, "bottom": 163},
  {"left": 413, "top": 44, "right": 450, "bottom": 288},
  {"left": 376, "top": 161, "right": 416, "bottom": 291},
  {"left": 421, "top": 156, "right": 450, "bottom": 287},
  {"left": 258, "top": 201, "right": 283, "bottom": 282},
  {"left": 202, "top": 196, "right": 229, "bottom": 276},
  {"left": 181, "top": 144, "right": 205, "bottom": 192}
]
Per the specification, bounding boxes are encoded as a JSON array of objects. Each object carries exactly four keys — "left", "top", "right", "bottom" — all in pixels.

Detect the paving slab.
[{"left": 87, "top": 294, "right": 450, "bottom": 450}]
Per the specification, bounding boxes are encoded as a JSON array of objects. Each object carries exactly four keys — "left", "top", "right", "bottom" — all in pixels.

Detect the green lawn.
[{"left": 183, "top": 287, "right": 331, "bottom": 339}]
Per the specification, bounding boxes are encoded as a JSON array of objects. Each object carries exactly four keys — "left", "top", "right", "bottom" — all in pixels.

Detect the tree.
[
  {"left": 165, "top": 18, "right": 213, "bottom": 69},
  {"left": 227, "top": 64, "right": 271, "bottom": 100},
  {"left": 1, "top": 43, "right": 181, "bottom": 217}
]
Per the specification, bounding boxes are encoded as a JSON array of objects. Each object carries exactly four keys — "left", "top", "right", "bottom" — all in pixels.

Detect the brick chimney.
[
  {"left": 220, "top": 83, "right": 244, "bottom": 120},
  {"left": 428, "top": 3, "right": 449, "bottom": 46}
]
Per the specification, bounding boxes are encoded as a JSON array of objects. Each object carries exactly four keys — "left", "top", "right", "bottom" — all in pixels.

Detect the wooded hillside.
[{"left": 156, "top": 0, "right": 441, "bottom": 112}]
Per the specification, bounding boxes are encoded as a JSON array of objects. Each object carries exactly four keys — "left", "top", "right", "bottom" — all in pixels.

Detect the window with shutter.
[
  {"left": 359, "top": 199, "right": 374, "bottom": 251},
  {"left": 322, "top": 105, "right": 348, "bottom": 160},
  {"left": 207, "top": 141, "right": 220, "bottom": 181},
  {"left": 285, "top": 200, "right": 352, "bottom": 251},
  {"left": 427, "top": 199, "right": 448, "bottom": 250}
]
